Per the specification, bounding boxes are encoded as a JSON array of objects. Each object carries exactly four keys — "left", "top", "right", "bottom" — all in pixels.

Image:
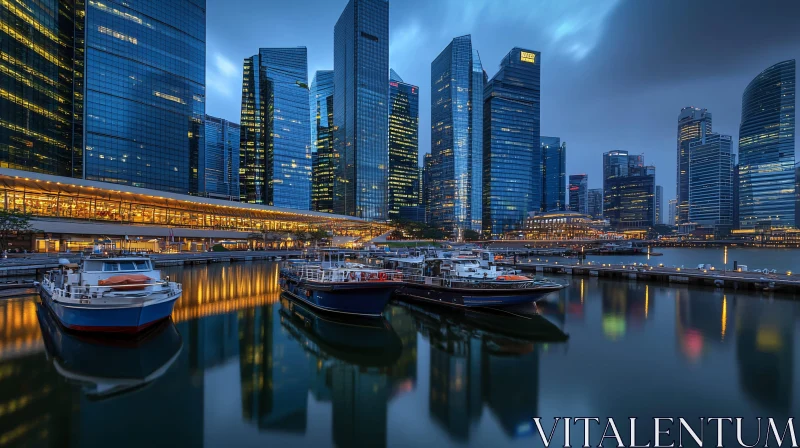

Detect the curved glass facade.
[
  {"left": 388, "top": 71, "right": 419, "bottom": 219},
  {"left": 738, "top": 60, "right": 795, "bottom": 229},
  {"left": 310, "top": 70, "right": 335, "bottom": 213},
  {"left": 482, "top": 48, "right": 540, "bottom": 238},
  {"left": 333, "top": 0, "right": 389, "bottom": 219}
]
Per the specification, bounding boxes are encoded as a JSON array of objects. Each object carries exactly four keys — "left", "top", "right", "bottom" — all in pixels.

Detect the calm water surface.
[{"left": 1, "top": 262, "right": 799, "bottom": 447}]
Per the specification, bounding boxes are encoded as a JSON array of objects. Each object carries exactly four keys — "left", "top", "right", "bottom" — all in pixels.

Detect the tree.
[
  {"left": 388, "top": 229, "right": 405, "bottom": 240},
  {"left": 0, "top": 209, "right": 36, "bottom": 251},
  {"left": 463, "top": 229, "right": 481, "bottom": 242}
]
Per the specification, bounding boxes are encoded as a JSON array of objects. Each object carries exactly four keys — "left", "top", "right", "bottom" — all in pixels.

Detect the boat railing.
[
  {"left": 287, "top": 264, "right": 404, "bottom": 283},
  {"left": 46, "top": 279, "right": 181, "bottom": 302}
]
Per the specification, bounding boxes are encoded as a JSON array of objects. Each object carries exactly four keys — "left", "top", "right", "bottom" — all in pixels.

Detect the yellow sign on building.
[{"left": 520, "top": 51, "right": 536, "bottom": 63}]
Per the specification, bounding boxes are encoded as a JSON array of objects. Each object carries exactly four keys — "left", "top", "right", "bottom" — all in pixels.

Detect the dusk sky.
[{"left": 205, "top": 0, "right": 800, "bottom": 194}]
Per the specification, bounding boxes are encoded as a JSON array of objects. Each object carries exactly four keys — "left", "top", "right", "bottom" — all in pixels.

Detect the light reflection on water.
[{"left": 0, "top": 262, "right": 798, "bottom": 447}]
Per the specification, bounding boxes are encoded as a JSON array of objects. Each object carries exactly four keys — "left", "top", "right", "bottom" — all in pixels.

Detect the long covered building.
[{"left": 0, "top": 168, "right": 385, "bottom": 253}]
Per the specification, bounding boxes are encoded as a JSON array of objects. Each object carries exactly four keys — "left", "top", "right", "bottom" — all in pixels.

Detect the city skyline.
[{"left": 204, "top": 0, "right": 800, "bottom": 192}]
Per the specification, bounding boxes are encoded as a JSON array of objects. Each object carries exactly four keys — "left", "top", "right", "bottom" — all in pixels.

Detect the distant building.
[
  {"left": 398, "top": 206, "right": 426, "bottom": 224},
  {"left": 240, "top": 48, "right": 311, "bottom": 209},
  {"left": 668, "top": 199, "right": 678, "bottom": 226},
  {"left": 541, "top": 137, "right": 566, "bottom": 212},
  {"left": 483, "top": 47, "right": 541, "bottom": 238},
  {"left": 388, "top": 70, "right": 420, "bottom": 220},
  {"left": 430, "top": 35, "right": 484, "bottom": 233},
  {"left": 522, "top": 212, "right": 604, "bottom": 240},
  {"left": 422, "top": 153, "right": 434, "bottom": 224},
  {"left": 733, "top": 164, "right": 740, "bottom": 229},
  {"left": 738, "top": 60, "right": 796, "bottom": 229},
  {"left": 676, "top": 107, "right": 712, "bottom": 224},
  {"left": 588, "top": 188, "right": 603, "bottom": 219},
  {"left": 655, "top": 186, "right": 663, "bottom": 225},
  {"left": 333, "top": 0, "right": 390, "bottom": 219},
  {"left": 568, "top": 175, "right": 588, "bottom": 214},
  {"left": 310, "top": 71, "right": 335, "bottom": 213},
  {"left": 603, "top": 151, "right": 656, "bottom": 229},
  {"left": 203, "top": 115, "right": 240, "bottom": 200},
  {"left": 689, "top": 134, "right": 734, "bottom": 230}
]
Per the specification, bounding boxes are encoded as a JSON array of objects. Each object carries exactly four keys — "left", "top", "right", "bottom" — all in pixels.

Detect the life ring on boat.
[
  {"left": 305, "top": 289, "right": 312, "bottom": 298},
  {"left": 378, "top": 272, "right": 387, "bottom": 281}
]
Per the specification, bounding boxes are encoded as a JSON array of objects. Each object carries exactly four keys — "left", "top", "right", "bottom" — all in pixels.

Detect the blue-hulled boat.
[
  {"left": 279, "top": 260, "right": 403, "bottom": 317},
  {"left": 37, "top": 256, "right": 182, "bottom": 333}
]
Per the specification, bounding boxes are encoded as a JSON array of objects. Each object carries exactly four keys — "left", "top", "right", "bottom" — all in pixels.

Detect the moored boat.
[{"left": 36, "top": 256, "right": 182, "bottom": 333}]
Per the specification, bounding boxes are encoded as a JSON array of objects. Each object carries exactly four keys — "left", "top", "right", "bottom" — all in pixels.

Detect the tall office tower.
[
  {"left": 668, "top": 199, "right": 678, "bottom": 226},
  {"left": 541, "top": 137, "right": 566, "bottom": 212},
  {"left": 204, "top": 115, "right": 241, "bottom": 200},
  {"left": 388, "top": 70, "right": 420, "bottom": 219},
  {"left": 483, "top": 48, "right": 540, "bottom": 238},
  {"left": 733, "top": 164, "right": 740, "bottom": 229},
  {"left": 738, "top": 60, "right": 796, "bottom": 229},
  {"left": 240, "top": 48, "right": 311, "bottom": 210},
  {"left": 85, "top": 0, "right": 206, "bottom": 194},
  {"left": 588, "top": 189, "right": 603, "bottom": 219},
  {"left": 310, "top": 70, "right": 335, "bottom": 213},
  {"left": 422, "top": 153, "right": 434, "bottom": 223},
  {"left": 688, "top": 133, "right": 734, "bottom": 229},
  {"left": 333, "top": 0, "right": 389, "bottom": 219},
  {"left": 604, "top": 151, "right": 656, "bottom": 229},
  {"left": 655, "top": 185, "right": 663, "bottom": 225},
  {"left": 0, "top": 1, "right": 84, "bottom": 177},
  {"left": 676, "top": 107, "right": 712, "bottom": 224},
  {"left": 430, "top": 35, "right": 484, "bottom": 234},
  {"left": 568, "top": 174, "right": 588, "bottom": 214},
  {"left": 796, "top": 162, "right": 800, "bottom": 228}
]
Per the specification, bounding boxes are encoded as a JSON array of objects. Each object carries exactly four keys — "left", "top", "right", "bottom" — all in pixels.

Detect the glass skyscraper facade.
[
  {"left": 240, "top": 48, "right": 311, "bottom": 210},
  {"left": 310, "top": 70, "right": 335, "bottom": 213},
  {"left": 84, "top": 0, "right": 206, "bottom": 194},
  {"left": 541, "top": 137, "right": 566, "bottom": 212},
  {"left": 603, "top": 151, "right": 655, "bottom": 229},
  {"left": 568, "top": 174, "right": 588, "bottom": 214},
  {"left": 0, "top": 0, "right": 84, "bottom": 177},
  {"left": 588, "top": 188, "right": 603, "bottom": 219},
  {"left": 689, "top": 133, "right": 733, "bottom": 228},
  {"left": 333, "top": 0, "right": 389, "bottom": 219},
  {"left": 655, "top": 185, "right": 663, "bottom": 225},
  {"left": 676, "top": 107, "right": 712, "bottom": 224},
  {"left": 482, "top": 47, "right": 540, "bottom": 238},
  {"left": 430, "top": 35, "right": 484, "bottom": 234},
  {"left": 738, "top": 60, "right": 796, "bottom": 229},
  {"left": 388, "top": 70, "right": 419, "bottom": 220},
  {"left": 203, "top": 115, "right": 240, "bottom": 200}
]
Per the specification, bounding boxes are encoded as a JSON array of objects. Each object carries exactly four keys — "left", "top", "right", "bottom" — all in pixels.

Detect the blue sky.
[{"left": 205, "top": 0, "right": 800, "bottom": 194}]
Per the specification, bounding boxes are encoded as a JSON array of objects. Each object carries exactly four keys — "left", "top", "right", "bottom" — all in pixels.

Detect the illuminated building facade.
[
  {"left": 240, "top": 48, "right": 311, "bottom": 210},
  {"left": 738, "top": 60, "right": 796, "bottom": 229},
  {"left": 588, "top": 188, "right": 603, "bottom": 219},
  {"left": 483, "top": 47, "right": 540, "bottom": 238},
  {"left": 83, "top": 0, "right": 206, "bottom": 194},
  {"left": 523, "top": 212, "right": 603, "bottom": 240},
  {"left": 568, "top": 174, "right": 588, "bottom": 214},
  {"left": 203, "top": 115, "right": 240, "bottom": 200},
  {"left": 0, "top": 0, "right": 84, "bottom": 178},
  {"left": 422, "top": 153, "right": 434, "bottom": 223},
  {"left": 603, "top": 151, "right": 656, "bottom": 229},
  {"left": 333, "top": 0, "right": 389, "bottom": 219},
  {"left": 655, "top": 185, "right": 663, "bottom": 225},
  {"left": 310, "top": 70, "right": 335, "bottom": 213},
  {"left": 430, "top": 35, "right": 484, "bottom": 234},
  {"left": 689, "top": 133, "right": 734, "bottom": 228},
  {"left": 541, "top": 137, "right": 566, "bottom": 212},
  {"left": 388, "top": 70, "right": 419, "bottom": 219},
  {"left": 676, "top": 107, "right": 712, "bottom": 224}
]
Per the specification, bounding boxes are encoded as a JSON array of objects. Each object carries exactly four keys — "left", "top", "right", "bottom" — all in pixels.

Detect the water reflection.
[{"left": 0, "top": 263, "right": 798, "bottom": 447}]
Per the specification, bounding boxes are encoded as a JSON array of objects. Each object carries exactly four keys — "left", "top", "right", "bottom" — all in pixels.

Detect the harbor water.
[{"left": 1, "top": 261, "right": 799, "bottom": 447}]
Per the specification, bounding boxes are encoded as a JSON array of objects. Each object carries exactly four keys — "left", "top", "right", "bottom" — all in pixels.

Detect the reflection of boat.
[
  {"left": 278, "top": 293, "right": 402, "bottom": 367},
  {"left": 37, "top": 257, "right": 182, "bottom": 333},
  {"left": 392, "top": 299, "right": 569, "bottom": 347},
  {"left": 36, "top": 302, "right": 183, "bottom": 399}
]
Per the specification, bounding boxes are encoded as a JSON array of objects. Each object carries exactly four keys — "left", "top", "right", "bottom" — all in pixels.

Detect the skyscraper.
[
  {"left": 738, "top": 60, "right": 796, "bottom": 229},
  {"left": 668, "top": 199, "right": 678, "bottom": 226},
  {"left": 603, "top": 151, "right": 656, "bottom": 229},
  {"left": 422, "top": 153, "right": 434, "bottom": 223},
  {"left": 689, "top": 134, "right": 734, "bottom": 229},
  {"left": 333, "top": 0, "right": 389, "bottom": 219},
  {"left": 568, "top": 174, "right": 588, "bottom": 214},
  {"left": 541, "top": 137, "right": 566, "bottom": 212},
  {"left": 655, "top": 185, "right": 663, "bottom": 225},
  {"left": 676, "top": 107, "right": 712, "bottom": 224},
  {"left": 388, "top": 70, "right": 420, "bottom": 219},
  {"left": 240, "top": 48, "right": 311, "bottom": 210},
  {"left": 0, "top": 1, "right": 84, "bottom": 178},
  {"left": 483, "top": 48, "right": 541, "bottom": 238},
  {"left": 203, "top": 115, "right": 240, "bottom": 200},
  {"left": 310, "top": 70, "right": 335, "bottom": 213},
  {"left": 430, "top": 35, "right": 484, "bottom": 234},
  {"left": 588, "top": 189, "right": 603, "bottom": 219}
]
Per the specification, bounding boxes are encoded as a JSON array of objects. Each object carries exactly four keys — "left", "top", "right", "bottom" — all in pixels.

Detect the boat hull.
[
  {"left": 395, "top": 282, "right": 561, "bottom": 308},
  {"left": 280, "top": 271, "right": 400, "bottom": 317},
  {"left": 38, "top": 285, "right": 180, "bottom": 334}
]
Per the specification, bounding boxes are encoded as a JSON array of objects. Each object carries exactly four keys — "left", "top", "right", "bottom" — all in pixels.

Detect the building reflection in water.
[
  {"left": 600, "top": 281, "right": 651, "bottom": 341},
  {"left": 675, "top": 289, "right": 731, "bottom": 362}
]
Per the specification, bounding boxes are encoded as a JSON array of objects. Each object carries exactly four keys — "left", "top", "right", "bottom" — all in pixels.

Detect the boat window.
[
  {"left": 135, "top": 260, "right": 150, "bottom": 270},
  {"left": 102, "top": 262, "right": 120, "bottom": 272},
  {"left": 118, "top": 261, "right": 137, "bottom": 271}
]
